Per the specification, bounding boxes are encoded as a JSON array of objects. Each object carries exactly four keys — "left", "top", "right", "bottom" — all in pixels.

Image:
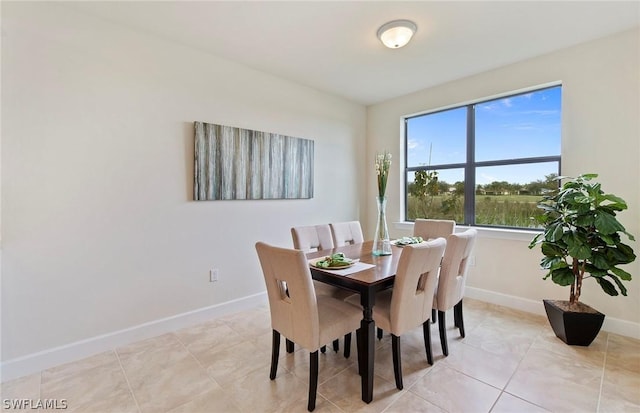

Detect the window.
[{"left": 405, "top": 85, "right": 561, "bottom": 229}]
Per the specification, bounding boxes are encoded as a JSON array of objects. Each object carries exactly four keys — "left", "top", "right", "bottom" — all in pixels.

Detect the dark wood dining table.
[{"left": 307, "top": 240, "right": 403, "bottom": 404}]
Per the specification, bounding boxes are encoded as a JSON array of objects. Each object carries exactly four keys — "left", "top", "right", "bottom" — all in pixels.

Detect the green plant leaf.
[
  {"left": 608, "top": 243, "right": 637, "bottom": 264},
  {"left": 591, "top": 252, "right": 610, "bottom": 270},
  {"left": 541, "top": 242, "right": 564, "bottom": 257},
  {"left": 528, "top": 233, "right": 543, "bottom": 249},
  {"left": 548, "top": 223, "right": 564, "bottom": 242},
  {"left": 567, "top": 242, "right": 591, "bottom": 260},
  {"left": 536, "top": 204, "right": 557, "bottom": 213},
  {"left": 541, "top": 256, "right": 566, "bottom": 270},
  {"left": 623, "top": 230, "right": 636, "bottom": 242},
  {"left": 599, "top": 233, "right": 616, "bottom": 245},
  {"left": 595, "top": 277, "right": 619, "bottom": 296},
  {"left": 595, "top": 211, "right": 624, "bottom": 235},
  {"left": 574, "top": 195, "right": 594, "bottom": 204},
  {"left": 550, "top": 267, "right": 575, "bottom": 286},
  {"left": 610, "top": 266, "right": 632, "bottom": 281},
  {"left": 601, "top": 194, "right": 628, "bottom": 210},
  {"left": 608, "top": 274, "right": 628, "bottom": 296},
  {"left": 585, "top": 263, "right": 608, "bottom": 276},
  {"left": 574, "top": 214, "right": 595, "bottom": 227}
]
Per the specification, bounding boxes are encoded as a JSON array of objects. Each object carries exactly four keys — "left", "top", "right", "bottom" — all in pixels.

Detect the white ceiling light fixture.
[{"left": 377, "top": 19, "right": 417, "bottom": 49}]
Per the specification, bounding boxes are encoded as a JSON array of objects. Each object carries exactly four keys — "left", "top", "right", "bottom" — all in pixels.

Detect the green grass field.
[{"left": 407, "top": 194, "right": 542, "bottom": 228}]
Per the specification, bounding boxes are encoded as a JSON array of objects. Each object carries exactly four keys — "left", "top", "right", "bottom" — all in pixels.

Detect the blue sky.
[{"left": 406, "top": 86, "right": 561, "bottom": 185}]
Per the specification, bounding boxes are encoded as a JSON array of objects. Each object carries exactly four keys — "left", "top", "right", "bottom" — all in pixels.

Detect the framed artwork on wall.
[{"left": 194, "top": 121, "right": 314, "bottom": 200}]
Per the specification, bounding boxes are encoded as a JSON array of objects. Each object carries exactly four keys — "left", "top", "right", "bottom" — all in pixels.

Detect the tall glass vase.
[{"left": 372, "top": 196, "right": 392, "bottom": 256}]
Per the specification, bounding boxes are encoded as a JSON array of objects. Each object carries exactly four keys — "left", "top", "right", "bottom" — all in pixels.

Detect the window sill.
[{"left": 393, "top": 221, "right": 540, "bottom": 242}]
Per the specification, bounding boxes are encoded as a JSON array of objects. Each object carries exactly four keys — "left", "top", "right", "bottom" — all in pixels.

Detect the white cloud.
[{"left": 478, "top": 173, "right": 498, "bottom": 185}]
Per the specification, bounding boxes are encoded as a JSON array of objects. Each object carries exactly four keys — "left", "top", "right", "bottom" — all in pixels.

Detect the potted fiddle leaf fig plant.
[{"left": 529, "top": 173, "right": 636, "bottom": 346}]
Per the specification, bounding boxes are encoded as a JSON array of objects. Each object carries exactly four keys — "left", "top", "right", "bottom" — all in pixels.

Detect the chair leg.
[
  {"left": 391, "top": 334, "right": 403, "bottom": 390},
  {"left": 270, "top": 330, "right": 280, "bottom": 380},
  {"left": 308, "top": 351, "right": 319, "bottom": 411},
  {"left": 438, "top": 310, "right": 448, "bottom": 357},
  {"left": 422, "top": 321, "right": 433, "bottom": 365},
  {"left": 320, "top": 345, "right": 326, "bottom": 353},
  {"left": 431, "top": 308, "right": 436, "bottom": 324},
  {"left": 333, "top": 339, "right": 339, "bottom": 352},
  {"left": 344, "top": 333, "right": 351, "bottom": 358},
  {"left": 286, "top": 339, "right": 294, "bottom": 353},
  {"left": 377, "top": 327, "right": 383, "bottom": 340},
  {"left": 454, "top": 300, "right": 465, "bottom": 338}
]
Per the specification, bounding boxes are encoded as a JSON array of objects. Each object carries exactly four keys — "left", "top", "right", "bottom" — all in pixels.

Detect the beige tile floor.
[{"left": 2, "top": 298, "right": 639, "bottom": 413}]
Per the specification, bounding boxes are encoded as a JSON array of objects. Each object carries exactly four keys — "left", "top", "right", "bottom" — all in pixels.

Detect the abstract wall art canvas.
[{"left": 194, "top": 121, "right": 314, "bottom": 200}]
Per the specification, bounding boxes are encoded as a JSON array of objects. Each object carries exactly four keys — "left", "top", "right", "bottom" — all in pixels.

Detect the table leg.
[
  {"left": 357, "top": 288, "right": 376, "bottom": 404},
  {"left": 357, "top": 327, "right": 364, "bottom": 376},
  {"left": 360, "top": 316, "right": 375, "bottom": 403}
]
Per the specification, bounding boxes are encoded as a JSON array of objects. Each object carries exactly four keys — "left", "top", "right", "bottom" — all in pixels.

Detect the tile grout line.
[
  {"left": 378, "top": 389, "right": 408, "bottom": 413},
  {"left": 173, "top": 333, "right": 218, "bottom": 386},
  {"left": 499, "top": 332, "right": 535, "bottom": 392},
  {"left": 496, "top": 327, "right": 552, "bottom": 412},
  {"left": 487, "top": 390, "right": 504, "bottom": 413},
  {"left": 171, "top": 332, "right": 245, "bottom": 413},
  {"left": 402, "top": 310, "right": 498, "bottom": 412},
  {"left": 402, "top": 365, "right": 436, "bottom": 401},
  {"left": 595, "top": 333, "right": 609, "bottom": 413},
  {"left": 404, "top": 360, "right": 484, "bottom": 412},
  {"left": 113, "top": 348, "right": 143, "bottom": 413},
  {"left": 319, "top": 394, "right": 347, "bottom": 413}
]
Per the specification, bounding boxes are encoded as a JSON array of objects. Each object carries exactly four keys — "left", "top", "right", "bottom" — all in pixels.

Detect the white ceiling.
[{"left": 67, "top": 1, "right": 640, "bottom": 105}]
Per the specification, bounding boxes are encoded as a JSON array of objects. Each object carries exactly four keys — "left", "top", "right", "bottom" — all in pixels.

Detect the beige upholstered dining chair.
[
  {"left": 350, "top": 238, "right": 446, "bottom": 390},
  {"left": 329, "top": 221, "right": 364, "bottom": 247},
  {"left": 291, "top": 224, "right": 334, "bottom": 252},
  {"left": 413, "top": 218, "right": 456, "bottom": 240},
  {"left": 291, "top": 225, "right": 353, "bottom": 300},
  {"left": 255, "top": 242, "right": 363, "bottom": 412},
  {"left": 433, "top": 229, "right": 478, "bottom": 356},
  {"left": 412, "top": 218, "right": 457, "bottom": 328},
  {"left": 376, "top": 219, "right": 456, "bottom": 341},
  {"left": 291, "top": 224, "right": 355, "bottom": 356}
]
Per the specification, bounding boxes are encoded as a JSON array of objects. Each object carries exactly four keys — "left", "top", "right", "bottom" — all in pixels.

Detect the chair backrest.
[
  {"left": 389, "top": 238, "right": 447, "bottom": 336},
  {"left": 255, "top": 242, "right": 320, "bottom": 350},
  {"left": 413, "top": 219, "right": 456, "bottom": 240},
  {"left": 291, "top": 225, "right": 334, "bottom": 252},
  {"left": 330, "top": 221, "right": 364, "bottom": 247},
  {"left": 435, "top": 229, "right": 478, "bottom": 311}
]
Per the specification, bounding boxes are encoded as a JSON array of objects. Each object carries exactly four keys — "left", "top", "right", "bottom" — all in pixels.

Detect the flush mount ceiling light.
[{"left": 377, "top": 19, "right": 417, "bottom": 49}]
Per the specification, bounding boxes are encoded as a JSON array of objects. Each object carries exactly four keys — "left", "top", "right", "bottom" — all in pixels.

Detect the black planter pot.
[{"left": 543, "top": 299, "right": 605, "bottom": 346}]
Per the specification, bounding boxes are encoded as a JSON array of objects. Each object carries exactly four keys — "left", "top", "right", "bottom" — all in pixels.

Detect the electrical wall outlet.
[{"left": 210, "top": 268, "right": 219, "bottom": 282}]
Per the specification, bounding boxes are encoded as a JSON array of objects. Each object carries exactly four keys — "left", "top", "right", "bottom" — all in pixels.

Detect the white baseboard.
[
  {"left": 465, "top": 286, "right": 640, "bottom": 340},
  {"left": 1, "top": 292, "right": 268, "bottom": 383}
]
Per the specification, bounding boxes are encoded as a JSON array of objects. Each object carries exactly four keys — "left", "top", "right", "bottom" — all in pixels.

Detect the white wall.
[
  {"left": 1, "top": 3, "right": 366, "bottom": 361},
  {"left": 366, "top": 29, "right": 640, "bottom": 329}
]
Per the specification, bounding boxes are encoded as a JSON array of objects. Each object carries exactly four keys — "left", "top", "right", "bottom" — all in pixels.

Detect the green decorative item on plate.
[
  {"left": 312, "top": 253, "right": 354, "bottom": 269},
  {"left": 393, "top": 236, "right": 424, "bottom": 246}
]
